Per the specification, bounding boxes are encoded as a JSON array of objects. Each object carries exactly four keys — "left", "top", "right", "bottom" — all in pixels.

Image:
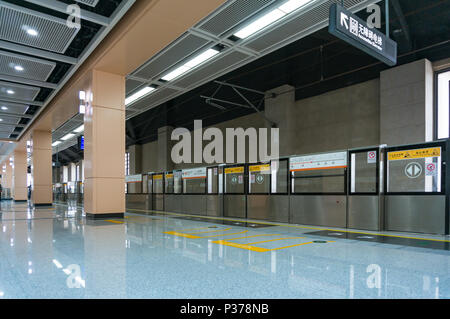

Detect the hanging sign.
[
  {"left": 182, "top": 167, "right": 207, "bottom": 179},
  {"left": 290, "top": 151, "right": 347, "bottom": 172},
  {"left": 329, "top": 4, "right": 397, "bottom": 66},
  {"left": 388, "top": 147, "right": 441, "bottom": 161}
]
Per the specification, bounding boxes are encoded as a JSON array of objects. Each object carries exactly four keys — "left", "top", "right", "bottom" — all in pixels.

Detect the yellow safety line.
[
  {"left": 105, "top": 220, "right": 124, "bottom": 224},
  {"left": 188, "top": 227, "right": 232, "bottom": 234},
  {"left": 211, "top": 240, "right": 269, "bottom": 252},
  {"left": 247, "top": 237, "right": 305, "bottom": 245},
  {"left": 174, "top": 227, "right": 211, "bottom": 232},
  {"left": 163, "top": 231, "right": 201, "bottom": 239},
  {"left": 200, "top": 230, "right": 249, "bottom": 238},
  {"left": 126, "top": 208, "right": 450, "bottom": 243},
  {"left": 268, "top": 241, "right": 316, "bottom": 251},
  {"left": 227, "top": 234, "right": 282, "bottom": 240}
]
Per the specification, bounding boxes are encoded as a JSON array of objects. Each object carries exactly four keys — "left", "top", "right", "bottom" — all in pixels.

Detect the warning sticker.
[
  {"left": 388, "top": 147, "right": 441, "bottom": 161},
  {"left": 249, "top": 164, "right": 270, "bottom": 173},
  {"left": 425, "top": 163, "right": 437, "bottom": 176},
  {"left": 225, "top": 167, "right": 244, "bottom": 174},
  {"left": 367, "top": 151, "right": 377, "bottom": 164},
  {"left": 165, "top": 173, "right": 173, "bottom": 179},
  {"left": 153, "top": 174, "right": 163, "bottom": 180}
]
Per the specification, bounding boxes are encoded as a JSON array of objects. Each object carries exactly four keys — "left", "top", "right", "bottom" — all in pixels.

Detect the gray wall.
[{"left": 127, "top": 59, "right": 437, "bottom": 174}]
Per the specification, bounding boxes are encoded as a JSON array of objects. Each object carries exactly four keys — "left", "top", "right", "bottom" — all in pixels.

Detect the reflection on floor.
[{"left": 0, "top": 200, "right": 449, "bottom": 299}]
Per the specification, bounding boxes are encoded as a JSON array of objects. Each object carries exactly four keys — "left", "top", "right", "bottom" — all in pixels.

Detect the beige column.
[
  {"left": 84, "top": 70, "right": 125, "bottom": 219},
  {"left": 14, "top": 145, "right": 28, "bottom": 202},
  {"left": 31, "top": 130, "right": 53, "bottom": 206}
]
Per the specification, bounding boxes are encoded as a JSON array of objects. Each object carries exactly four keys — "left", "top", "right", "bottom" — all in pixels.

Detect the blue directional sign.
[{"left": 329, "top": 4, "right": 397, "bottom": 66}]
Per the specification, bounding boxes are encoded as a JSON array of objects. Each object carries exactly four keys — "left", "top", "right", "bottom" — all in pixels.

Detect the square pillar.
[
  {"left": 31, "top": 130, "right": 53, "bottom": 206},
  {"left": 84, "top": 70, "right": 125, "bottom": 219},
  {"left": 13, "top": 145, "right": 28, "bottom": 202}
]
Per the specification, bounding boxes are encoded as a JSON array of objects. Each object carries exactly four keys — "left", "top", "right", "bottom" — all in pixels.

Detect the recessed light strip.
[
  {"left": 161, "top": 48, "right": 220, "bottom": 81},
  {"left": 125, "top": 86, "right": 156, "bottom": 106},
  {"left": 234, "top": 0, "right": 314, "bottom": 39}
]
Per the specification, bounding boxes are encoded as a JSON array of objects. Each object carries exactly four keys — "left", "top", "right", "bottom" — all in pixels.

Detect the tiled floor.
[{"left": 0, "top": 200, "right": 449, "bottom": 299}]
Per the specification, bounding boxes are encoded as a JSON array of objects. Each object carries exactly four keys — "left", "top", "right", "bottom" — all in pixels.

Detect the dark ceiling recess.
[
  {"left": 53, "top": 145, "right": 84, "bottom": 165},
  {"left": 127, "top": 0, "right": 450, "bottom": 147}
]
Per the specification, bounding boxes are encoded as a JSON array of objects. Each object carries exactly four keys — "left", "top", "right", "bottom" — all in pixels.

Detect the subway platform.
[{"left": 0, "top": 200, "right": 449, "bottom": 299}]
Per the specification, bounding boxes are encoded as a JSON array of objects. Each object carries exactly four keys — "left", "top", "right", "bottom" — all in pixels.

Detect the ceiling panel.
[
  {"left": 0, "top": 115, "right": 20, "bottom": 125},
  {"left": 128, "top": 87, "right": 179, "bottom": 112},
  {"left": 0, "top": 81, "right": 40, "bottom": 101},
  {"left": 0, "top": 50, "right": 56, "bottom": 82},
  {"left": 0, "top": 102, "right": 29, "bottom": 114},
  {"left": 196, "top": 0, "right": 276, "bottom": 36},
  {"left": 75, "top": 0, "right": 100, "bottom": 7},
  {"left": 0, "top": 2, "right": 80, "bottom": 54},
  {"left": 132, "top": 33, "right": 210, "bottom": 80},
  {"left": 126, "top": 79, "right": 145, "bottom": 95},
  {"left": 172, "top": 50, "right": 251, "bottom": 89},
  {"left": 244, "top": 0, "right": 364, "bottom": 53}
]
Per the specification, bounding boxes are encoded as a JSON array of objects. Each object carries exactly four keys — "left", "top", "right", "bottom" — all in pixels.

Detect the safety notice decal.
[{"left": 388, "top": 147, "right": 441, "bottom": 161}]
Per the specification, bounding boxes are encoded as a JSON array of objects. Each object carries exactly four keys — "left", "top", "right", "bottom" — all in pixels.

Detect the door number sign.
[{"left": 405, "top": 162, "right": 422, "bottom": 179}]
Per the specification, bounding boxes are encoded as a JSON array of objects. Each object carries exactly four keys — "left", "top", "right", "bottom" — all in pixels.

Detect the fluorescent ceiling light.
[
  {"left": 184, "top": 49, "right": 220, "bottom": 68},
  {"left": 6, "top": 90, "right": 14, "bottom": 94},
  {"left": 61, "top": 133, "right": 75, "bottom": 141},
  {"left": 125, "top": 86, "right": 155, "bottom": 106},
  {"left": 79, "top": 91, "right": 86, "bottom": 101},
  {"left": 161, "top": 49, "right": 219, "bottom": 81},
  {"left": 161, "top": 65, "right": 191, "bottom": 81},
  {"left": 52, "top": 141, "right": 62, "bottom": 146},
  {"left": 279, "top": 0, "right": 313, "bottom": 13},
  {"left": 74, "top": 125, "right": 84, "bottom": 133},
  {"left": 1, "top": 106, "right": 7, "bottom": 110},
  {"left": 0, "top": 119, "right": 3, "bottom": 122},
  {"left": 234, "top": 9, "right": 286, "bottom": 39},
  {"left": 234, "top": 0, "right": 314, "bottom": 39},
  {"left": 26, "top": 28, "right": 38, "bottom": 36}
]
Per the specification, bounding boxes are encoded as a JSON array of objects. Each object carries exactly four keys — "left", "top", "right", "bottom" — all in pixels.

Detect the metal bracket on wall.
[{"left": 201, "top": 81, "right": 277, "bottom": 128}]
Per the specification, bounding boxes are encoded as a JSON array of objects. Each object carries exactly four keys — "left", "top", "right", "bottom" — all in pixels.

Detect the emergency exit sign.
[{"left": 328, "top": 3, "right": 397, "bottom": 66}]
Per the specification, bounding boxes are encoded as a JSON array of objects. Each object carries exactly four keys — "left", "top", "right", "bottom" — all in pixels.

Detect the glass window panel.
[
  {"left": 249, "top": 164, "right": 270, "bottom": 194},
  {"left": 183, "top": 178, "right": 206, "bottom": 193},
  {"left": 271, "top": 160, "right": 288, "bottom": 193},
  {"left": 207, "top": 167, "right": 218, "bottom": 194},
  {"left": 152, "top": 174, "right": 164, "bottom": 194},
  {"left": 291, "top": 167, "right": 345, "bottom": 194},
  {"left": 165, "top": 173, "right": 174, "bottom": 194},
  {"left": 437, "top": 71, "right": 450, "bottom": 139},
  {"left": 387, "top": 148, "right": 442, "bottom": 193},
  {"left": 224, "top": 166, "right": 245, "bottom": 194},
  {"left": 174, "top": 171, "right": 182, "bottom": 194},
  {"left": 350, "top": 151, "right": 377, "bottom": 193}
]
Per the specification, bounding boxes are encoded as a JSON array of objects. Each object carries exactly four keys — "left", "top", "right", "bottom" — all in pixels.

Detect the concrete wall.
[
  {"left": 380, "top": 59, "right": 434, "bottom": 145},
  {"left": 127, "top": 59, "right": 437, "bottom": 174}
]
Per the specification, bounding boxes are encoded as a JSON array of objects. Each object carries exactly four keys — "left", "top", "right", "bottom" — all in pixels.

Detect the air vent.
[
  {"left": 132, "top": 33, "right": 210, "bottom": 80},
  {"left": 0, "top": 2, "right": 80, "bottom": 54},
  {"left": 0, "top": 50, "right": 56, "bottom": 82},
  {"left": 0, "top": 115, "right": 20, "bottom": 125},
  {"left": 0, "top": 81, "right": 40, "bottom": 101},
  {"left": 75, "top": 0, "right": 100, "bottom": 7},
  {"left": 196, "top": 0, "right": 276, "bottom": 36}
]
